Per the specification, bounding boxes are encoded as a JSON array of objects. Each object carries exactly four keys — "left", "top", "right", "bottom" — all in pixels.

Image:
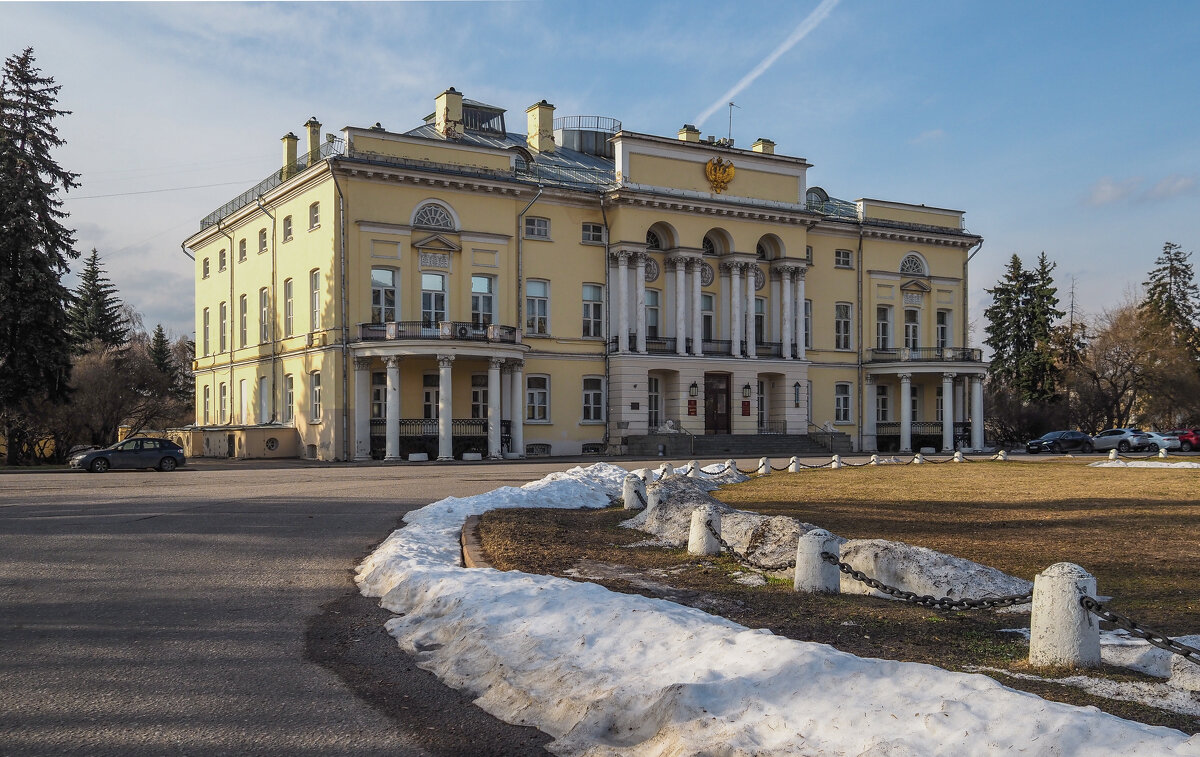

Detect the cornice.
[{"left": 605, "top": 188, "right": 819, "bottom": 226}]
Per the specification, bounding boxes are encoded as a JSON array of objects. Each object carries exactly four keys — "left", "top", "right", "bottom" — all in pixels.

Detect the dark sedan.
[
  {"left": 1026, "top": 430, "right": 1094, "bottom": 454},
  {"left": 69, "top": 437, "right": 187, "bottom": 472}
]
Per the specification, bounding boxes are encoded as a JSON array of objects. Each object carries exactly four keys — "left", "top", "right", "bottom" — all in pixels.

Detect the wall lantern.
[
  {"left": 689, "top": 382, "right": 699, "bottom": 397},
  {"left": 793, "top": 381, "right": 802, "bottom": 408},
  {"left": 742, "top": 383, "right": 752, "bottom": 399}
]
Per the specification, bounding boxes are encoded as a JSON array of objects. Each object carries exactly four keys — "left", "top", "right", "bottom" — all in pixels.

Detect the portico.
[{"left": 864, "top": 360, "right": 986, "bottom": 453}]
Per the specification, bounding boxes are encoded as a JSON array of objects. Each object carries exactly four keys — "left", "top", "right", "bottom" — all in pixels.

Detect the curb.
[{"left": 460, "top": 515, "right": 492, "bottom": 569}]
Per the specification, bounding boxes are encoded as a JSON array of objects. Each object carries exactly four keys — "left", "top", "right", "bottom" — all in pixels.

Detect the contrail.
[{"left": 693, "top": 0, "right": 841, "bottom": 129}]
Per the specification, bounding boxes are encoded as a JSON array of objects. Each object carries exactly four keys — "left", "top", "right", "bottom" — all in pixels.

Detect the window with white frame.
[
  {"left": 526, "top": 279, "right": 549, "bottom": 335},
  {"left": 834, "top": 383, "right": 851, "bottom": 423},
  {"left": 284, "top": 279, "right": 294, "bottom": 337},
  {"left": 202, "top": 308, "right": 210, "bottom": 355},
  {"left": 524, "top": 216, "right": 550, "bottom": 239},
  {"left": 309, "top": 269, "right": 321, "bottom": 332},
  {"left": 219, "top": 383, "right": 228, "bottom": 424},
  {"left": 805, "top": 245, "right": 813, "bottom": 264},
  {"left": 804, "top": 299, "right": 812, "bottom": 349},
  {"left": 911, "top": 384, "right": 921, "bottom": 420},
  {"left": 258, "top": 228, "right": 267, "bottom": 254},
  {"left": 900, "top": 253, "right": 926, "bottom": 275},
  {"left": 422, "top": 374, "right": 439, "bottom": 419},
  {"left": 283, "top": 216, "right": 293, "bottom": 241},
  {"left": 582, "top": 377, "right": 603, "bottom": 421},
  {"left": 310, "top": 371, "right": 322, "bottom": 421},
  {"left": 203, "top": 386, "right": 210, "bottom": 425},
  {"left": 526, "top": 375, "right": 549, "bottom": 421},
  {"left": 581, "top": 222, "right": 604, "bottom": 244},
  {"left": 936, "top": 386, "right": 944, "bottom": 422},
  {"left": 876, "top": 305, "right": 892, "bottom": 349},
  {"left": 259, "top": 288, "right": 270, "bottom": 343},
  {"left": 218, "top": 249, "right": 227, "bottom": 272},
  {"left": 876, "top": 384, "right": 890, "bottom": 422},
  {"left": 283, "top": 374, "right": 294, "bottom": 423},
  {"left": 834, "top": 303, "right": 852, "bottom": 350},
  {"left": 834, "top": 249, "right": 853, "bottom": 268},
  {"left": 238, "top": 239, "right": 246, "bottom": 262},
  {"left": 904, "top": 308, "right": 920, "bottom": 349},
  {"left": 645, "top": 230, "right": 662, "bottom": 250},
  {"left": 754, "top": 298, "right": 765, "bottom": 344},
  {"left": 309, "top": 202, "right": 320, "bottom": 229},
  {"left": 471, "top": 275, "right": 494, "bottom": 327},
  {"left": 239, "top": 379, "right": 247, "bottom": 424},
  {"left": 371, "top": 268, "right": 396, "bottom": 324},
  {"left": 937, "top": 310, "right": 951, "bottom": 349},
  {"left": 647, "top": 376, "right": 661, "bottom": 429},
  {"left": 421, "top": 273, "right": 446, "bottom": 328},
  {"left": 413, "top": 203, "right": 453, "bottom": 230},
  {"left": 202, "top": 258, "right": 210, "bottom": 279},
  {"left": 582, "top": 283, "right": 603, "bottom": 337},
  {"left": 701, "top": 293, "right": 714, "bottom": 341},
  {"left": 371, "top": 373, "right": 386, "bottom": 419},
  {"left": 238, "top": 294, "right": 247, "bottom": 348},
  {"left": 471, "top": 374, "right": 488, "bottom": 419},
  {"left": 646, "top": 289, "right": 661, "bottom": 339},
  {"left": 218, "top": 301, "right": 228, "bottom": 352}
]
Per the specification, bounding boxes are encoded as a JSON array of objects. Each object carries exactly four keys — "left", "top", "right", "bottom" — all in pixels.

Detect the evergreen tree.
[
  {"left": 983, "top": 254, "right": 1032, "bottom": 386},
  {"left": 0, "top": 48, "right": 79, "bottom": 464},
  {"left": 1140, "top": 242, "right": 1200, "bottom": 354},
  {"left": 148, "top": 324, "right": 174, "bottom": 377},
  {"left": 1020, "top": 252, "right": 1065, "bottom": 401},
  {"left": 67, "top": 248, "right": 128, "bottom": 350}
]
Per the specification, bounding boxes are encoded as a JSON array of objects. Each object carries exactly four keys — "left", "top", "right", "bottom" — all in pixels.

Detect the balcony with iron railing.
[
  {"left": 608, "top": 335, "right": 784, "bottom": 358},
  {"left": 866, "top": 347, "right": 984, "bottom": 364},
  {"left": 358, "top": 321, "right": 520, "bottom": 344}
]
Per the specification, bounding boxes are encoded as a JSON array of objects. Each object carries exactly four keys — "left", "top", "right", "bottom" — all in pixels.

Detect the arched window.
[
  {"left": 702, "top": 236, "right": 716, "bottom": 256},
  {"left": 645, "top": 230, "right": 661, "bottom": 250},
  {"left": 413, "top": 203, "right": 454, "bottom": 230},
  {"left": 755, "top": 243, "right": 767, "bottom": 260},
  {"left": 900, "top": 253, "right": 927, "bottom": 276}
]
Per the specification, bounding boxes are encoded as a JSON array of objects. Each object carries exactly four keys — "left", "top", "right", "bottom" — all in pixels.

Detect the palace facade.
[{"left": 181, "top": 87, "right": 986, "bottom": 461}]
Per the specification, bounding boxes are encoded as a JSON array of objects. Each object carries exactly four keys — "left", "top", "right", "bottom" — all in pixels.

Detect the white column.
[
  {"left": 500, "top": 364, "right": 512, "bottom": 422},
  {"left": 354, "top": 357, "right": 371, "bottom": 461},
  {"left": 673, "top": 259, "right": 687, "bottom": 355},
  {"left": 690, "top": 260, "right": 703, "bottom": 356},
  {"left": 971, "top": 374, "right": 985, "bottom": 450},
  {"left": 899, "top": 373, "right": 912, "bottom": 453},
  {"left": 384, "top": 356, "right": 401, "bottom": 461},
  {"left": 795, "top": 268, "right": 807, "bottom": 360},
  {"left": 510, "top": 360, "right": 525, "bottom": 457},
  {"left": 487, "top": 358, "right": 502, "bottom": 459},
  {"left": 942, "top": 372, "right": 956, "bottom": 452},
  {"left": 780, "top": 268, "right": 793, "bottom": 361},
  {"left": 437, "top": 355, "right": 454, "bottom": 461},
  {"left": 862, "top": 373, "right": 876, "bottom": 451},
  {"left": 729, "top": 263, "right": 742, "bottom": 358},
  {"left": 745, "top": 263, "right": 757, "bottom": 359},
  {"left": 635, "top": 253, "right": 647, "bottom": 354},
  {"left": 616, "top": 252, "right": 629, "bottom": 353}
]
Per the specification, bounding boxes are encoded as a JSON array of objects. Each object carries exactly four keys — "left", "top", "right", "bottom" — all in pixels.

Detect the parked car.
[
  {"left": 1142, "top": 432, "right": 1181, "bottom": 452},
  {"left": 1091, "top": 428, "right": 1150, "bottom": 453},
  {"left": 1168, "top": 429, "right": 1200, "bottom": 452},
  {"left": 69, "top": 437, "right": 186, "bottom": 472},
  {"left": 1026, "top": 430, "right": 1094, "bottom": 454}
]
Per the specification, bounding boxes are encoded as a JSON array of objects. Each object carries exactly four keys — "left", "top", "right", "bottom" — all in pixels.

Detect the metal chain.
[
  {"left": 770, "top": 464, "right": 792, "bottom": 472},
  {"left": 705, "top": 519, "right": 797, "bottom": 572},
  {"left": 1080, "top": 596, "right": 1200, "bottom": 667},
  {"left": 633, "top": 488, "right": 648, "bottom": 509},
  {"left": 819, "top": 552, "right": 1032, "bottom": 610}
]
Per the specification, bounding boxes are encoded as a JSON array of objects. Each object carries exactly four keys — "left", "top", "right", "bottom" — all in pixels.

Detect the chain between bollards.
[
  {"left": 820, "top": 552, "right": 1032, "bottom": 610},
  {"left": 1080, "top": 596, "right": 1200, "bottom": 667}
]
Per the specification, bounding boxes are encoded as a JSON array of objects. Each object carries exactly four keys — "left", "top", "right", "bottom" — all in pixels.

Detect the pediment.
[
  {"left": 412, "top": 233, "right": 461, "bottom": 253},
  {"left": 900, "top": 279, "right": 931, "bottom": 292}
]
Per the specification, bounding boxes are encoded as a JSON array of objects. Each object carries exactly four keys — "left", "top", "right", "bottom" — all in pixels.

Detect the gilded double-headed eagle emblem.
[{"left": 705, "top": 157, "right": 735, "bottom": 194}]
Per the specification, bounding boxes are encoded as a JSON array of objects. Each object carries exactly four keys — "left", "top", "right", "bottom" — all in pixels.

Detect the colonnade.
[{"left": 862, "top": 372, "right": 986, "bottom": 452}]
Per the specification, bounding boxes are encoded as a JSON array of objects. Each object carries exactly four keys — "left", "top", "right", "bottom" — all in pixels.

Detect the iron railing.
[
  {"left": 200, "top": 138, "right": 345, "bottom": 229},
  {"left": 358, "top": 321, "right": 520, "bottom": 344},
  {"left": 553, "top": 115, "right": 622, "bottom": 133},
  {"left": 867, "top": 347, "right": 983, "bottom": 363},
  {"left": 876, "top": 421, "right": 971, "bottom": 437},
  {"left": 370, "top": 418, "right": 512, "bottom": 438},
  {"left": 758, "top": 420, "right": 786, "bottom": 434}
]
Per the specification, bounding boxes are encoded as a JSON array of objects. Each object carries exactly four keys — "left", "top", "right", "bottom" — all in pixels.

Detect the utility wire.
[{"left": 67, "top": 180, "right": 256, "bottom": 201}]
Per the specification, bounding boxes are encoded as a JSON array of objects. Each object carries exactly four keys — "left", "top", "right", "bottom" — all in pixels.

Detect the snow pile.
[
  {"left": 1090, "top": 460, "right": 1200, "bottom": 469},
  {"left": 839, "top": 540, "right": 1033, "bottom": 601},
  {"left": 357, "top": 463, "right": 1200, "bottom": 755}
]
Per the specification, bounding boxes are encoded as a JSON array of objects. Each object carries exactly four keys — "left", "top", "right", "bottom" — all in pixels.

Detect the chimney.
[
  {"left": 751, "top": 138, "right": 775, "bottom": 155},
  {"left": 526, "top": 99, "right": 555, "bottom": 153},
  {"left": 305, "top": 117, "right": 322, "bottom": 164},
  {"left": 281, "top": 132, "right": 299, "bottom": 179},
  {"left": 678, "top": 124, "right": 701, "bottom": 143},
  {"left": 435, "top": 87, "right": 463, "bottom": 138}
]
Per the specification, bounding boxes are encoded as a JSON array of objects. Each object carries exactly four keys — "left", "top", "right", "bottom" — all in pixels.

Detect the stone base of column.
[
  {"left": 437, "top": 456, "right": 454, "bottom": 462},
  {"left": 383, "top": 455, "right": 401, "bottom": 462}
]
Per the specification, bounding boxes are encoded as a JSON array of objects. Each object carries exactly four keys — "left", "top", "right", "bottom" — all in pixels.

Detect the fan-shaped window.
[
  {"left": 702, "top": 236, "right": 716, "bottom": 256},
  {"left": 806, "top": 187, "right": 829, "bottom": 208},
  {"left": 646, "top": 230, "right": 661, "bottom": 250},
  {"left": 413, "top": 203, "right": 454, "bottom": 230},
  {"left": 900, "top": 253, "right": 927, "bottom": 276}
]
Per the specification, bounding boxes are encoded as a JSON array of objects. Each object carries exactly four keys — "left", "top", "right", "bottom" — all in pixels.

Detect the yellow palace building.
[{"left": 181, "top": 87, "right": 986, "bottom": 461}]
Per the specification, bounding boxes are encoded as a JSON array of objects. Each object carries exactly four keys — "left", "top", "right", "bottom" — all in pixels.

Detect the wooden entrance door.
[{"left": 704, "top": 373, "right": 731, "bottom": 435}]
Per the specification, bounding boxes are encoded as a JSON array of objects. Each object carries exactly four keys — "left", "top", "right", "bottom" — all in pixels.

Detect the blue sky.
[{"left": 4, "top": 1, "right": 1197, "bottom": 341}]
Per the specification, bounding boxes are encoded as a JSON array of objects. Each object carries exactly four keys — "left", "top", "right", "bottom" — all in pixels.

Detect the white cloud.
[
  {"left": 910, "top": 128, "right": 945, "bottom": 144},
  {"left": 1086, "top": 176, "right": 1141, "bottom": 206},
  {"left": 1144, "top": 174, "right": 1197, "bottom": 200}
]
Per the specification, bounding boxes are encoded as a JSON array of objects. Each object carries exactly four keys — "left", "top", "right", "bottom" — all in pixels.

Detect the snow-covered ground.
[
  {"left": 1090, "top": 460, "right": 1200, "bottom": 469},
  {"left": 356, "top": 462, "right": 1200, "bottom": 756}
]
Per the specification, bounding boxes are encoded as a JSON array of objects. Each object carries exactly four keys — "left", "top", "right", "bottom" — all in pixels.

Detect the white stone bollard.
[
  {"left": 623, "top": 474, "right": 646, "bottom": 510},
  {"left": 687, "top": 506, "right": 722, "bottom": 556},
  {"left": 646, "top": 483, "right": 662, "bottom": 513},
  {"left": 757, "top": 457, "right": 770, "bottom": 476},
  {"left": 657, "top": 462, "right": 673, "bottom": 479},
  {"left": 1029, "top": 562, "right": 1101, "bottom": 668},
  {"left": 831, "top": 454, "right": 842, "bottom": 469},
  {"left": 1158, "top": 448, "right": 1168, "bottom": 459},
  {"left": 953, "top": 450, "right": 964, "bottom": 462},
  {"left": 725, "top": 459, "right": 737, "bottom": 477},
  {"left": 1108, "top": 449, "right": 1118, "bottom": 461},
  {"left": 869, "top": 453, "right": 879, "bottom": 465},
  {"left": 913, "top": 452, "right": 924, "bottom": 464},
  {"left": 794, "top": 529, "right": 840, "bottom": 593},
  {"left": 644, "top": 468, "right": 660, "bottom": 483},
  {"left": 687, "top": 459, "right": 701, "bottom": 477},
  {"left": 788, "top": 455, "right": 800, "bottom": 473}
]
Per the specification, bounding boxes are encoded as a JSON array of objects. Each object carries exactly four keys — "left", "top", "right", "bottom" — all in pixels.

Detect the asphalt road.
[{"left": 0, "top": 458, "right": 644, "bottom": 757}]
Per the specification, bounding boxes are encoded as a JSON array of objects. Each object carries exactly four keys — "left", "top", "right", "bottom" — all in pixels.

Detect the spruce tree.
[
  {"left": 68, "top": 248, "right": 128, "bottom": 350},
  {"left": 0, "top": 48, "right": 79, "bottom": 463},
  {"left": 148, "top": 324, "right": 174, "bottom": 376},
  {"left": 1020, "top": 252, "right": 1065, "bottom": 401},
  {"left": 1140, "top": 242, "right": 1200, "bottom": 354},
  {"left": 983, "top": 254, "right": 1032, "bottom": 386}
]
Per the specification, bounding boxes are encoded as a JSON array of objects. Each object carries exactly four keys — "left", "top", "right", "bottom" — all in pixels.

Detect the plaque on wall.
[{"left": 419, "top": 251, "right": 451, "bottom": 269}]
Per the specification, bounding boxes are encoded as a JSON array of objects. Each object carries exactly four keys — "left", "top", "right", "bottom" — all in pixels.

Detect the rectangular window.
[
  {"left": 582, "top": 283, "right": 603, "bottom": 337},
  {"left": 310, "top": 372, "right": 322, "bottom": 421},
  {"left": 238, "top": 239, "right": 246, "bottom": 262},
  {"left": 259, "top": 288, "right": 270, "bottom": 343},
  {"left": 911, "top": 384, "right": 921, "bottom": 420},
  {"left": 804, "top": 299, "right": 812, "bottom": 349},
  {"left": 423, "top": 373, "right": 438, "bottom": 419},
  {"left": 258, "top": 228, "right": 267, "bottom": 254},
  {"left": 646, "top": 289, "right": 661, "bottom": 339},
  {"left": 421, "top": 272, "right": 446, "bottom": 327},
  {"left": 371, "top": 372, "right": 386, "bottom": 419},
  {"left": 754, "top": 297, "right": 765, "bottom": 344},
  {"left": 936, "top": 386, "right": 944, "bottom": 422},
  {"left": 876, "top": 305, "right": 892, "bottom": 349},
  {"left": 471, "top": 275, "right": 494, "bottom": 327},
  {"left": 581, "top": 222, "right": 604, "bottom": 243},
  {"left": 283, "top": 216, "right": 293, "bottom": 241},
  {"left": 470, "top": 374, "right": 488, "bottom": 419},
  {"left": 904, "top": 308, "right": 920, "bottom": 349},
  {"left": 203, "top": 386, "right": 210, "bottom": 425},
  {"left": 647, "top": 376, "right": 661, "bottom": 429},
  {"left": 834, "top": 383, "right": 851, "bottom": 423},
  {"left": 218, "top": 249, "right": 227, "bottom": 272},
  {"left": 806, "top": 380, "right": 813, "bottom": 423},
  {"left": 283, "top": 374, "right": 294, "bottom": 423},
  {"left": 834, "top": 303, "right": 852, "bottom": 350},
  {"left": 526, "top": 279, "right": 549, "bottom": 335},
  {"left": 202, "top": 258, "right": 210, "bottom": 279},
  {"left": 834, "top": 249, "right": 853, "bottom": 268},
  {"left": 937, "top": 310, "right": 951, "bottom": 349},
  {"left": 805, "top": 245, "right": 813, "bottom": 264},
  {"left": 202, "top": 308, "right": 210, "bottom": 355},
  {"left": 876, "top": 384, "right": 890, "bottom": 422},
  {"left": 371, "top": 268, "right": 396, "bottom": 324},
  {"left": 310, "top": 269, "right": 321, "bottom": 332},
  {"left": 524, "top": 216, "right": 550, "bottom": 239},
  {"left": 309, "top": 202, "right": 320, "bottom": 229},
  {"left": 582, "top": 377, "right": 603, "bottom": 422},
  {"left": 701, "top": 293, "right": 714, "bottom": 341},
  {"left": 219, "top": 383, "right": 228, "bottom": 424},
  {"left": 526, "top": 375, "right": 549, "bottom": 421},
  {"left": 239, "top": 378, "right": 248, "bottom": 423},
  {"left": 284, "top": 279, "right": 294, "bottom": 337},
  {"left": 238, "top": 294, "right": 247, "bottom": 348},
  {"left": 219, "top": 301, "right": 228, "bottom": 352}
]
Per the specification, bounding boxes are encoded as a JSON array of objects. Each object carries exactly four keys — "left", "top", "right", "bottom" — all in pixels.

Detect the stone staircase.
[{"left": 625, "top": 432, "right": 852, "bottom": 458}]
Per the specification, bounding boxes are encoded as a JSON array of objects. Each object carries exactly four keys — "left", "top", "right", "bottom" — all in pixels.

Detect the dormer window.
[{"left": 413, "top": 203, "right": 454, "bottom": 230}]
